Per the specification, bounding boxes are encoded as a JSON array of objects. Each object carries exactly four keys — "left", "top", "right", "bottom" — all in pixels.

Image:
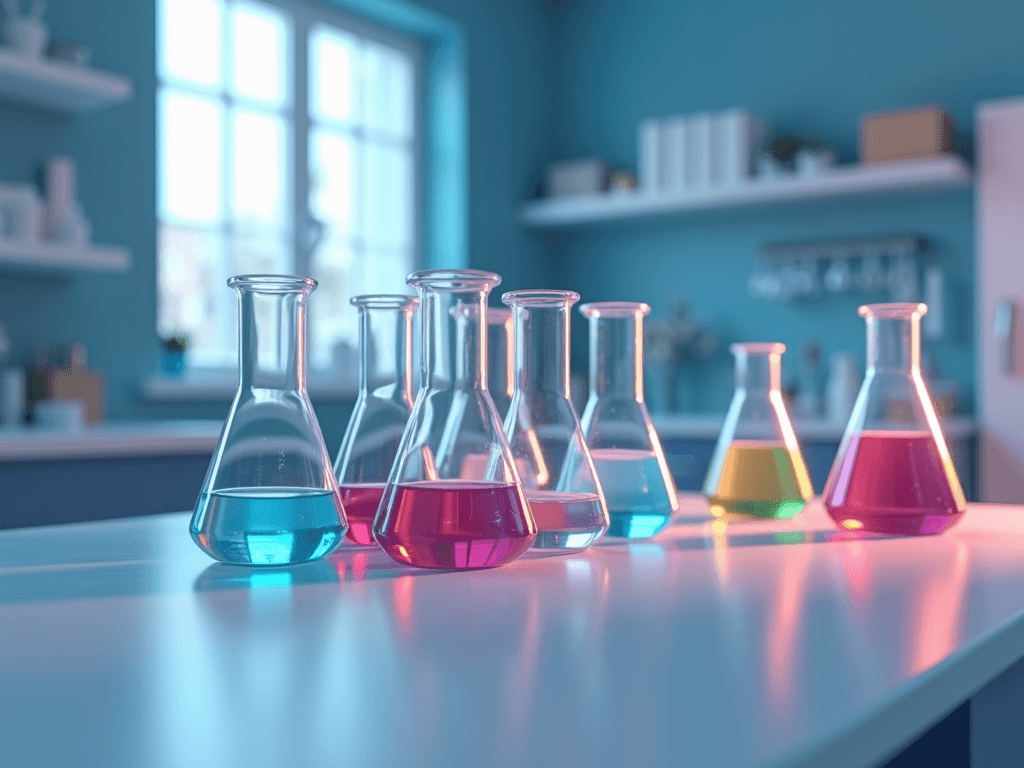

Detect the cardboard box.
[{"left": 859, "top": 105, "right": 955, "bottom": 163}]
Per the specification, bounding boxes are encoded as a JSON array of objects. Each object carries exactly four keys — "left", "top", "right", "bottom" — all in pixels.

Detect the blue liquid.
[
  {"left": 590, "top": 449, "right": 675, "bottom": 539},
  {"left": 190, "top": 487, "right": 346, "bottom": 566}
]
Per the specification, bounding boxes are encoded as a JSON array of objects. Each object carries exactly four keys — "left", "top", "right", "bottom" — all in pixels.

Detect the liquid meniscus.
[
  {"left": 590, "top": 448, "right": 675, "bottom": 538},
  {"left": 338, "top": 483, "right": 387, "bottom": 546},
  {"left": 705, "top": 440, "right": 812, "bottom": 519},
  {"left": 526, "top": 490, "right": 607, "bottom": 550}
]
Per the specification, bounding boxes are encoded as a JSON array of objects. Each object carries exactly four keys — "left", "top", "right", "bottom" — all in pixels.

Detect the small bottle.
[
  {"left": 191, "top": 275, "right": 347, "bottom": 566},
  {"left": 579, "top": 302, "right": 679, "bottom": 538},
  {"left": 704, "top": 343, "right": 813, "bottom": 519},
  {"left": 334, "top": 294, "right": 419, "bottom": 546},
  {"left": 824, "top": 303, "right": 966, "bottom": 535},
  {"left": 502, "top": 290, "right": 610, "bottom": 550}
]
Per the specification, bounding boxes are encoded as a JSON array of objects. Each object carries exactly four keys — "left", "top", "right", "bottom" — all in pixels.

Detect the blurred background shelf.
[
  {"left": 0, "top": 48, "right": 133, "bottom": 112},
  {"left": 520, "top": 156, "right": 972, "bottom": 228},
  {"left": 0, "top": 241, "right": 131, "bottom": 273}
]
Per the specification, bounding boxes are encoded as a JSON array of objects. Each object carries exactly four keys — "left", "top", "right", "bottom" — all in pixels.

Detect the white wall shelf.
[
  {"left": 0, "top": 241, "right": 130, "bottom": 273},
  {"left": 520, "top": 156, "right": 972, "bottom": 228},
  {"left": 0, "top": 48, "right": 132, "bottom": 112}
]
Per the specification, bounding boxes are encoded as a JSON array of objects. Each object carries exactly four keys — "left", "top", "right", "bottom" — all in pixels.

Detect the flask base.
[
  {"left": 707, "top": 497, "right": 807, "bottom": 520},
  {"left": 827, "top": 507, "right": 964, "bottom": 536},
  {"left": 525, "top": 490, "right": 608, "bottom": 550},
  {"left": 606, "top": 511, "right": 671, "bottom": 539},
  {"left": 533, "top": 525, "right": 607, "bottom": 550},
  {"left": 377, "top": 534, "right": 536, "bottom": 569},
  {"left": 338, "top": 483, "right": 387, "bottom": 546}
]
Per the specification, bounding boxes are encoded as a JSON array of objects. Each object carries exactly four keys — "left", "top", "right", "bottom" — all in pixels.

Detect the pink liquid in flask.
[
  {"left": 338, "top": 483, "right": 386, "bottom": 545},
  {"left": 375, "top": 481, "right": 536, "bottom": 569},
  {"left": 824, "top": 430, "right": 965, "bottom": 535}
]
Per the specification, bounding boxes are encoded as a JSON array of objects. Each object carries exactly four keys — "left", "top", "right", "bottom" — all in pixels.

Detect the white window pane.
[
  {"left": 364, "top": 142, "right": 412, "bottom": 250},
  {"left": 362, "top": 251, "right": 410, "bottom": 295},
  {"left": 230, "top": 231, "right": 291, "bottom": 276},
  {"left": 159, "top": 0, "right": 223, "bottom": 88},
  {"left": 309, "top": 25, "right": 358, "bottom": 125},
  {"left": 364, "top": 41, "right": 413, "bottom": 139},
  {"left": 230, "top": 1, "right": 289, "bottom": 107},
  {"left": 310, "top": 127, "right": 357, "bottom": 234},
  {"left": 230, "top": 109, "right": 288, "bottom": 229},
  {"left": 310, "top": 239, "right": 358, "bottom": 369},
  {"left": 160, "top": 90, "right": 223, "bottom": 225}
]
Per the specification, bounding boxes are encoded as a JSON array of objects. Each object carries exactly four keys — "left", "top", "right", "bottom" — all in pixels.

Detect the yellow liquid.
[{"left": 705, "top": 440, "right": 812, "bottom": 519}]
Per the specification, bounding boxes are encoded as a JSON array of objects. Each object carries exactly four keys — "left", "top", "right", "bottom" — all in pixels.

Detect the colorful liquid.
[
  {"left": 824, "top": 430, "right": 966, "bottom": 535},
  {"left": 191, "top": 487, "right": 346, "bottom": 566},
  {"left": 338, "top": 483, "right": 387, "bottom": 545},
  {"left": 375, "top": 481, "right": 536, "bottom": 569},
  {"left": 705, "top": 440, "right": 812, "bottom": 519},
  {"left": 526, "top": 490, "right": 608, "bottom": 550},
  {"left": 590, "top": 448, "right": 677, "bottom": 538}
]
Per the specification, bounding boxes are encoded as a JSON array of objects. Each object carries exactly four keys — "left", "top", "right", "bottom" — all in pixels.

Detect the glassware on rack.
[
  {"left": 703, "top": 343, "right": 813, "bottom": 519},
  {"left": 579, "top": 302, "right": 679, "bottom": 538},
  {"left": 373, "top": 269, "right": 536, "bottom": 569},
  {"left": 502, "top": 290, "right": 609, "bottom": 550},
  {"left": 190, "top": 275, "right": 347, "bottom": 566},
  {"left": 334, "top": 294, "right": 419, "bottom": 546},
  {"left": 823, "top": 303, "right": 966, "bottom": 535},
  {"left": 486, "top": 307, "right": 514, "bottom": 420}
]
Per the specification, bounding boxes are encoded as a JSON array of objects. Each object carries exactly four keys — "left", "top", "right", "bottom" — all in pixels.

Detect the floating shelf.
[
  {"left": 0, "top": 47, "right": 132, "bottom": 112},
  {"left": 520, "top": 156, "right": 972, "bottom": 228},
  {"left": 0, "top": 241, "right": 130, "bottom": 273}
]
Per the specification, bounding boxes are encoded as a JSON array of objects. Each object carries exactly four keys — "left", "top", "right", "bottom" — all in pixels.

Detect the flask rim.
[
  {"left": 858, "top": 302, "right": 927, "bottom": 319},
  {"left": 406, "top": 269, "right": 501, "bottom": 291},
  {"left": 502, "top": 289, "right": 580, "bottom": 308},
  {"left": 228, "top": 274, "right": 317, "bottom": 294},
  {"left": 350, "top": 294, "right": 419, "bottom": 310},
  {"left": 578, "top": 301, "right": 651, "bottom": 318},
  {"left": 730, "top": 342, "right": 785, "bottom": 356}
]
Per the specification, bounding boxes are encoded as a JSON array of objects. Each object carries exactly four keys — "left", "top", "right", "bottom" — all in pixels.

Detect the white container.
[
  {"left": 715, "top": 107, "right": 761, "bottom": 186},
  {"left": 2, "top": 367, "right": 26, "bottom": 427},
  {"left": 638, "top": 118, "right": 662, "bottom": 193},
  {"left": 826, "top": 352, "right": 861, "bottom": 424},
  {"left": 4, "top": 16, "right": 48, "bottom": 57},
  {"left": 33, "top": 398, "right": 86, "bottom": 431},
  {"left": 660, "top": 116, "right": 687, "bottom": 194},
  {"left": 685, "top": 112, "right": 713, "bottom": 189}
]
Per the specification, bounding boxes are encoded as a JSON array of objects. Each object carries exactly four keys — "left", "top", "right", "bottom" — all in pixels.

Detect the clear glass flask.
[
  {"left": 502, "top": 290, "right": 610, "bottom": 550},
  {"left": 373, "top": 269, "right": 536, "bottom": 569},
  {"left": 486, "top": 307, "right": 514, "bottom": 420},
  {"left": 191, "top": 275, "right": 347, "bottom": 566},
  {"left": 334, "top": 294, "right": 419, "bottom": 546},
  {"left": 824, "top": 303, "right": 966, "bottom": 535},
  {"left": 704, "top": 343, "right": 813, "bottom": 519},
  {"left": 579, "top": 302, "right": 679, "bottom": 538}
]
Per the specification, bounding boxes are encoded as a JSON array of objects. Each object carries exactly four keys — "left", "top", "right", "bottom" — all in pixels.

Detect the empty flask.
[
  {"left": 824, "top": 303, "right": 966, "bottom": 535},
  {"left": 704, "top": 343, "right": 813, "bottom": 519},
  {"left": 502, "top": 290, "right": 610, "bottom": 550},
  {"left": 374, "top": 269, "right": 536, "bottom": 569},
  {"left": 579, "top": 302, "right": 679, "bottom": 538},
  {"left": 486, "top": 307, "right": 514, "bottom": 420},
  {"left": 191, "top": 275, "right": 347, "bottom": 566},
  {"left": 334, "top": 294, "right": 419, "bottom": 545}
]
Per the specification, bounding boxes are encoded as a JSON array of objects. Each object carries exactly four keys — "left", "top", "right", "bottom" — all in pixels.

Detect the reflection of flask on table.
[
  {"left": 704, "top": 343, "right": 812, "bottom": 519},
  {"left": 502, "top": 290, "right": 609, "bottom": 551},
  {"left": 334, "top": 294, "right": 419, "bottom": 546},
  {"left": 823, "top": 303, "right": 966, "bottom": 535},
  {"left": 579, "top": 302, "right": 679, "bottom": 538},
  {"left": 190, "top": 275, "right": 347, "bottom": 566},
  {"left": 374, "top": 270, "right": 536, "bottom": 569}
]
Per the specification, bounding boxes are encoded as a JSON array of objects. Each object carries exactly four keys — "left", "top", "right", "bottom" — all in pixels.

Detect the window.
[{"left": 157, "top": 0, "right": 418, "bottom": 370}]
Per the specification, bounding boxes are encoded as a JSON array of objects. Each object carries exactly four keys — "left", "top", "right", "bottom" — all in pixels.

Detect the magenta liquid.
[
  {"left": 338, "top": 483, "right": 386, "bottom": 546},
  {"left": 375, "top": 481, "right": 536, "bottom": 569},
  {"left": 824, "top": 430, "right": 965, "bottom": 535}
]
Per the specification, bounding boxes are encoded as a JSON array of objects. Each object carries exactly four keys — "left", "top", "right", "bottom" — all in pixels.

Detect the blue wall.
[{"left": 548, "top": 0, "right": 1024, "bottom": 414}]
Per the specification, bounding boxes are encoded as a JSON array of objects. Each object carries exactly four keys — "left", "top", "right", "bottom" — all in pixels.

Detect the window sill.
[{"left": 140, "top": 372, "right": 359, "bottom": 402}]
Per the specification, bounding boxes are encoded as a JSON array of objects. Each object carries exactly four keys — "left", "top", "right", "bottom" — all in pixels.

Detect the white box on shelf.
[
  {"left": 715, "top": 107, "right": 761, "bottom": 186},
  {"left": 545, "top": 157, "right": 607, "bottom": 197},
  {"left": 686, "top": 111, "right": 713, "bottom": 189},
  {"left": 660, "top": 116, "right": 687, "bottom": 194},
  {"left": 638, "top": 118, "right": 662, "bottom": 193}
]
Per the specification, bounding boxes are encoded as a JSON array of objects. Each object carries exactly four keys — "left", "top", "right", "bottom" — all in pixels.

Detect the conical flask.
[
  {"left": 502, "top": 290, "right": 610, "bottom": 550},
  {"left": 486, "top": 307, "right": 514, "bottom": 420},
  {"left": 373, "top": 269, "right": 536, "bottom": 569},
  {"left": 703, "top": 343, "right": 813, "bottom": 519},
  {"left": 191, "top": 275, "right": 347, "bottom": 566},
  {"left": 579, "top": 302, "right": 679, "bottom": 538},
  {"left": 824, "top": 303, "right": 966, "bottom": 535},
  {"left": 334, "top": 294, "right": 419, "bottom": 546}
]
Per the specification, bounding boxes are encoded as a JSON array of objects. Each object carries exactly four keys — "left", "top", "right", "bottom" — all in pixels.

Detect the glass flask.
[
  {"left": 191, "top": 275, "right": 347, "bottom": 566},
  {"left": 486, "top": 307, "right": 514, "bottom": 420},
  {"left": 703, "top": 343, "right": 813, "bottom": 519},
  {"left": 824, "top": 303, "right": 966, "bottom": 535},
  {"left": 334, "top": 294, "right": 419, "bottom": 546},
  {"left": 579, "top": 302, "right": 679, "bottom": 538},
  {"left": 373, "top": 269, "right": 536, "bottom": 569},
  {"left": 502, "top": 290, "right": 610, "bottom": 550}
]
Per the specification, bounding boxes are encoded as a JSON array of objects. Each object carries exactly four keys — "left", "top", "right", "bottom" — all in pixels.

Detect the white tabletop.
[{"left": 1, "top": 496, "right": 1022, "bottom": 768}]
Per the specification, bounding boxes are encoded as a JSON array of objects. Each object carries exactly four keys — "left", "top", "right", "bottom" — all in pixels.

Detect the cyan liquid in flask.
[
  {"left": 190, "top": 275, "right": 347, "bottom": 566},
  {"left": 579, "top": 302, "right": 679, "bottom": 538},
  {"left": 704, "top": 343, "right": 813, "bottom": 519}
]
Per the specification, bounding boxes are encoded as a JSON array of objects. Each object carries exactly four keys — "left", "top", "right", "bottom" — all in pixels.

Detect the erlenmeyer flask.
[
  {"left": 579, "top": 302, "right": 679, "bottom": 538},
  {"left": 704, "top": 343, "right": 813, "bottom": 519},
  {"left": 502, "top": 290, "right": 610, "bottom": 550},
  {"left": 374, "top": 269, "right": 536, "bottom": 569},
  {"left": 334, "top": 294, "right": 419, "bottom": 546},
  {"left": 824, "top": 303, "right": 966, "bottom": 535},
  {"left": 486, "top": 307, "right": 514, "bottom": 420},
  {"left": 191, "top": 275, "right": 347, "bottom": 566}
]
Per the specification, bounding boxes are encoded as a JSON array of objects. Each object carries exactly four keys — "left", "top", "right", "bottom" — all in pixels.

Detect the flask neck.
[
  {"left": 238, "top": 291, "right": 307, "bottom": 391},
  {"left": 359, "top": 306, "right": 415, "bottom": 400},
  {"left": 421, "top": 290, "right": 489, "bottom": 390},
  {"left": 866, "top": 316, "right": 920, "bottom": 373},
  {"left": 735, "top": 351, "right": 780, "bottom": 394},
  {"left": 487, "top": 315, "right": 514, "bottom": 403},
  {"left": 588, "top": 315, "right": 644, "bottom": 401},
  {"left": 512, "top": 302, "right": 571, "bottom": 396}
]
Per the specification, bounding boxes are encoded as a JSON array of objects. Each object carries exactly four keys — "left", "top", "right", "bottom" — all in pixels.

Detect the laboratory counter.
[{"left": 2, "top": 497, "right": 1023, "bottom": 767}]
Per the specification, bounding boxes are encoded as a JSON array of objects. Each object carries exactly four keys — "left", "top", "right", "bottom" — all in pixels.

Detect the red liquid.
[
  {"left": 824, "top": 430, "right": 965, "bottom": 535},
  {"left": 375, "top": 481, "right": 536, "bottom": 569},
  {"left": 338, "top": 484, "right": 386, "bottom": 545}
]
